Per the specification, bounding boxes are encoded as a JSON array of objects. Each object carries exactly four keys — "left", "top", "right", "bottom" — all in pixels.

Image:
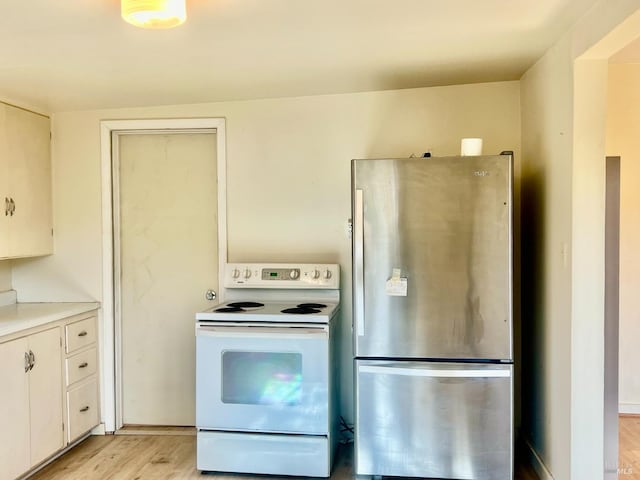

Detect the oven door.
[{"left": 196, "top": 324, "right": 329, "bottom": 435}]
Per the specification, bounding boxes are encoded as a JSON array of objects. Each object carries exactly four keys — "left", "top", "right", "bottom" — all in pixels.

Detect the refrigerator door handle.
[
  {"left": 354, "top": 189, "right": 365, "bottom": 336},
  {"left": 359, "top": 365, "right": 511, "bottom": 378}
]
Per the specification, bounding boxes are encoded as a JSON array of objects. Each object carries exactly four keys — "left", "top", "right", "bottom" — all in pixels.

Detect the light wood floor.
[
  {"left": 620, "top": 415, "right": 640, "bottom": 476},
  {"left": 28, "top": 415, "right": 640, "bottom": 479},
  {"left": 30, "top": 434, "right": 539, "bottom": 480}
]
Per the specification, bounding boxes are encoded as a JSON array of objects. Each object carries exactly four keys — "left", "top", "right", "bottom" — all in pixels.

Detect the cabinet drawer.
[
  {"left": 67, "top": 379, "right": 99, "bottom": 443},
  {"left": 66, "top": 348, "right": 97, "bottom": 386},
  {"left": 65, "top": 317, "right": 96, "bottom": 353}
]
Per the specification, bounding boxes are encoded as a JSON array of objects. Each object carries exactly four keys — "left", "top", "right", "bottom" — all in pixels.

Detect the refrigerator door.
[
  {"left": 353, "top": 155, "right": 512, "bottom": 360},
  {"left": 355, "top": 360, "right": 513, "bottom": 480}
]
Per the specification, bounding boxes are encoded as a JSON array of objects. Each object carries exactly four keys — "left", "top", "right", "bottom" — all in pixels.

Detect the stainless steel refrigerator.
[{"left": 352, "top": 154, "right": 513, "bottom": 480}]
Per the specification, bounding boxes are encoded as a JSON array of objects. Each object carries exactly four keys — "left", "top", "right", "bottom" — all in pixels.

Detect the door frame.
[{"left": 100, "top": 118, "right": 227, "bottom": 432}]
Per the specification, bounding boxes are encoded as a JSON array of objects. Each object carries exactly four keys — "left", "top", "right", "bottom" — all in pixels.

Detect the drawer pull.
[
  {"left": 78, "top": 362, "right": 89, "bottom": 369},
  {"left": 78, "top": 331, "right": 88, "bottom": 337},
  {"left": 79, "top": 406, "right": 90, "bottom": 413}
]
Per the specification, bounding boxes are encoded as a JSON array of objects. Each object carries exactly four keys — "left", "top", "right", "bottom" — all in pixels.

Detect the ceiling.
[{"left": 0, "top": 0, "right": 604, "bottom": 113}]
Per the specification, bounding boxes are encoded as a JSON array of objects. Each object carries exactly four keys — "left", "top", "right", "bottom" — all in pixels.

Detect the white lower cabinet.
[
  {"left": 67, "top": 378, "right": 99, "bottom": 441},
  {"left": 0, "top": 336, "right": 31, "bottom": 480},
  {"left": 27, "top": 328, "right": 64, "bottom": 466},
  {"left": 0, "top": 308, "right": 99, "bottom": 480},
  {"left": 63, "top": 314, "right": 99, "bottom": 445},
  {"left": 0, "top": 327, "right": 63, "bottom": 480}
]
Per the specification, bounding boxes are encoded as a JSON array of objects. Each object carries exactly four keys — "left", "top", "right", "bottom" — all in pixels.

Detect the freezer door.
[
  {"left": 355, "top": 360, "right": 513, "bottom": 480},
  {"left": 353, "top": 155, "right": 512, "bottom": 360}
]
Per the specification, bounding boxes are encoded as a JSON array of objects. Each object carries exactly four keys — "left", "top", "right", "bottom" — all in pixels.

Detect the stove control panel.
[{"left": 224, "top": 263, "right": 340, "bottom": 289}]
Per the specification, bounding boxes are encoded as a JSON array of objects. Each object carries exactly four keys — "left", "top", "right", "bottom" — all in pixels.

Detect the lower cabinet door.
[
  {"left": 355, "top": 360, "right": 513, "bottom": 480},
  {"left": 28, "top": 327, "right": 64, "bottom": 467},
  {"left": 0, "top": 337, "right": 30, "bottom": 480},
  {"left": 67, "top": 378, "right": 99, "bottom": 443}
]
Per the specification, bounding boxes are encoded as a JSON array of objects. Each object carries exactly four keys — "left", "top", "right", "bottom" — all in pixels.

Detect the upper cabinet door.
[
  {"left": 0, "top": 105, "right": 9, "bottom": 255},
  {"left": 3, "top": 104, "right": 52, "bottom": 259}
]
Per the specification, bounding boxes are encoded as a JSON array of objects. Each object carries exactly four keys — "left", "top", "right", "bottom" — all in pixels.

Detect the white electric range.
[{"left": 195, "top": 263, "right": 341, "bottom": 477}]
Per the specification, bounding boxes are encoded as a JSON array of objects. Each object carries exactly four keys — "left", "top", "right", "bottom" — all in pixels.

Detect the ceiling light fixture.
[{"left": 121, "top": 0, "right": 187, "bottom": 29}]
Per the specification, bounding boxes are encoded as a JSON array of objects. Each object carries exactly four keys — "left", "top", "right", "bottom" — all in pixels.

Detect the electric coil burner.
[
  {"left": 228, "top": 302, "right": 264, "bottom": 308},
  {"left": 214, "top": 301, "right": 265, "bottom": 313},
  {"left": 195, "top": 263, "right": 341, "bottom": 478},
  {"left": 281, "top": 307, "right": 321, "bottom": 314}
]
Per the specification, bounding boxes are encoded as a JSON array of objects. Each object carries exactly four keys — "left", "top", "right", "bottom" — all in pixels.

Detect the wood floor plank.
[
  {"left": 620, "top": 415, "right": 640, "bottom": 476},
  {"left": 30, "top": 434, "right": 539, "bottom": 480},
  {"left": 29, "top": 412, "right": 640, "bottom": 479}
]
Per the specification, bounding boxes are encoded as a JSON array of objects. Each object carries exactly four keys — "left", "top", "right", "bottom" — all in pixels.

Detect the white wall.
[
  {"left": 520, "top": 35, "right": 573, "bottom": 480},
  {"left": 0, "top": 262, "right": 11, "bottom": 291},
  {"left": 520, "top": 1, "right": 640, "bottom": 479},
  {"left": 606, "top": 62, "right": 640, "bottom": 414},
  {"left": 11, "top": 81, "right": 521, "bottom": 423}
]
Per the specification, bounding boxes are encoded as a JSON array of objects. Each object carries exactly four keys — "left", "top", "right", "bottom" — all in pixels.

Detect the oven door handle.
[{"left": 196, "top": 326, "right": 328, "bottom": 340}]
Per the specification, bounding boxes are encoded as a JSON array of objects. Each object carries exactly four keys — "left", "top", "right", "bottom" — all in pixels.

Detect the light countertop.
[{"left": 0, "top": 302, "right": 100, "bottom": 338}]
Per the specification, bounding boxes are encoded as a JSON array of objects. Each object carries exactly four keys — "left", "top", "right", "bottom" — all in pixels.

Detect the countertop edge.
[{"left": 0, "top": 302, "right": 101, "bottom": 339}]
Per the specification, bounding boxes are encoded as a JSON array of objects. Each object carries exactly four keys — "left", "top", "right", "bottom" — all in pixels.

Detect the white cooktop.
[
  {"left": 197, "top": 263, "right": 341, "bottom": 324},
  {"left": 196, "top": 301, "right": 339, "bottom": 324}
]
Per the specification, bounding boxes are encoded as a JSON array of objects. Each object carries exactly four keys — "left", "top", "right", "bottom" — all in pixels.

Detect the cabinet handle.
[
  {"left": 78, "top": 331, "right": 88, "bottom": 337},
  {"left": 79, "top": 406, "right": 90, "bottom": 413},
  {"left": 24, "top": 352, "right": 30, "bottom": 373},
  {"left": 28, "top": 350, "right": 35, "bottom": 371},
  {"left": 9, "top": 198, "right": 15, "bottom": 216},
  {"left": 78, "top": 362, "right": 89, "bottom": 369}
]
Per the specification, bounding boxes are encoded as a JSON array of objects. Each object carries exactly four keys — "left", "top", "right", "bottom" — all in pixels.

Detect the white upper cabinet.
[
  {"left": 0, "top": 106, "right": 8, "bottom": 254},
  {"left": 0, "top": 102, "right": 52, "bottom": 259}
]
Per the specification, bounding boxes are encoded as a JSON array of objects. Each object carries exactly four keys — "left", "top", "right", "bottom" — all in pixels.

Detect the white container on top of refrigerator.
[{"left": 352, "top": 154, "right": 514, "bottom": 480}]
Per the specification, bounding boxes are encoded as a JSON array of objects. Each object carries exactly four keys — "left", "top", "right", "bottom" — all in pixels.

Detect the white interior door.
[{"left": 118, "top": 131, "right": 218, "bottom": 426}]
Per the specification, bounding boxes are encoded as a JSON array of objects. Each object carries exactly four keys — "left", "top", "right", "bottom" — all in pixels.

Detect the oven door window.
[
  {"left": 222, "top": 351, "right": 302, "bottom": 406},
  {"left": 196, "top": 325, "right": 329, "bottom": 434}
]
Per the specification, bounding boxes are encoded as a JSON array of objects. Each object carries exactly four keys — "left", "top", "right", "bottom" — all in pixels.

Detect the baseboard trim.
[
  {"left": 526, "top": 440, "right": 555, "bottom": 480},
  {"left": 23, "top": 432, "right": 91, "bottom": 479},
  {"left": 115, "top": 425, "right": 196, "bottom": 436},
  {"left": 91, "top": 423, "right": 106, "bottom": 435},
  {"left": 619, "top": 403, "right": 640, "bottom": 415}
]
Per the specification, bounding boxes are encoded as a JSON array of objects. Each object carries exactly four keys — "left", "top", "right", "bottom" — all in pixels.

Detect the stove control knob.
[
  {"left": 243, "top": 269, "right": 252, "bottom": 279},
  {"left": 324, "top": 269, "right": 332, "bottom": 280},
  {"left": 232, "top": 269, "right": 241, "bottom": 279},
  {"left": 289, "top": 269, "right": 300, "bottom": 280},
  {"left": 310, "top": 269, "right": 320, "bottom": 280}
]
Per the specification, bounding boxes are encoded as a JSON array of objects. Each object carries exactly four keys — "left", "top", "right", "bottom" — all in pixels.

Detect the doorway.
[
  {"left": 606, "top": 60, "right": 640, "bottom": 476},
  {"left": 100, "top": 118, "right": 227, "bottom": 432}
]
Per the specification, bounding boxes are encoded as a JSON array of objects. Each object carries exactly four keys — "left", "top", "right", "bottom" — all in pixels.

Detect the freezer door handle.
[
  {"left": 359, "top": 365, "right": 511, "bottom": 378},
  {"left": 354, "top": 188, "right": 365, "bottom": 336}
]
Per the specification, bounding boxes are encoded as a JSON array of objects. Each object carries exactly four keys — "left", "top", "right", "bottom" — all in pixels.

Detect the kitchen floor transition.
[{"left": 29, "top": 433, "right": 540, "bottom": 480}]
